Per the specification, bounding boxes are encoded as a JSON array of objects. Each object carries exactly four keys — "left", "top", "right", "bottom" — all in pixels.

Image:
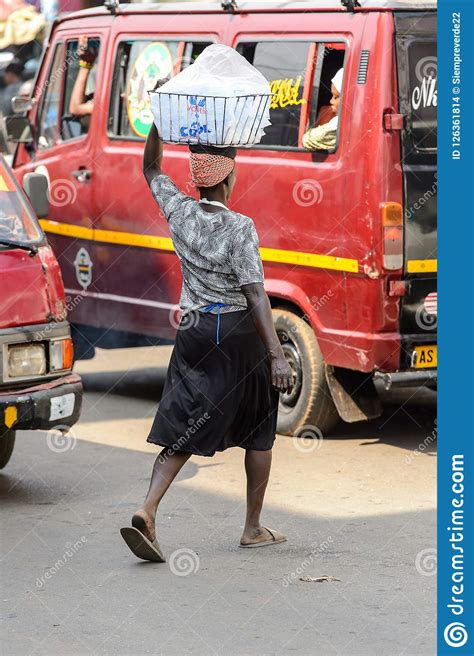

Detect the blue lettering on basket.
[
  {"left": 179, "top": 96, "right": 212, "bottom": 139},
  {"left": 189, "top": 96, "right": 207, "bottom": 114},
  {"left": 180, "top": 122, "right": 212, "bottom": 138}
]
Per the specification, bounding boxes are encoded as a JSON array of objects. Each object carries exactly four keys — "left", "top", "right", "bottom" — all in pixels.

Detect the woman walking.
[{"left": 120, "top": 121, "right": 293, "bottom": 562}]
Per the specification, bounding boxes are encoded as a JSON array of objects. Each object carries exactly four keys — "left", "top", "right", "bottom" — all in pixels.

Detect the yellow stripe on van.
[
  {"left": 259, "top": 247, "right": 358, "bottom": 273},
  {"left": 94, "top": 228, "right": 175, "bottom": 252},
  {"left": 39, "top": 219, "right": 359, "bottom": 273},
  {"left": 39, "top": 220, "right": 94, "bottom": 241},
  {"left": 407, "top": 259, "right": 437, "bottom": 273}
]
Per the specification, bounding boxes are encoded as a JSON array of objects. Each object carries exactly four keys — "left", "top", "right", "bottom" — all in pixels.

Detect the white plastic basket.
[{"left": 149, "top": 91, "right": 272, "bottom": 147}]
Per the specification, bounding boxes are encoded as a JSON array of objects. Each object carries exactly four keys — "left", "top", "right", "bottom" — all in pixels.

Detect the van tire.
[
  {"left": 273, "top": 309, "right": 340, "bottom": 436},
  {"left": 0, "top": 430, "right": 16, "bottom": 469}
]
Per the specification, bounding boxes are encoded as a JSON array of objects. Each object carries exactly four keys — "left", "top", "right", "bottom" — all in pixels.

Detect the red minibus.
[
  {"left": 0, "top": 156, "right": 82, "bottom": 468},
  {"left": 9, "top": 0, "right": 437, "bottom": 434}
]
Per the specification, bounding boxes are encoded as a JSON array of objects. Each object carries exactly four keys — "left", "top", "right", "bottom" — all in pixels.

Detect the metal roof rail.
[
  {"left": 341, "top": 0, "right": 361, "bottom": 9},
  {"left": 221, "top": 0, "right": 238, "bottom": 11},
  {"left": 104, "top": 0, "right": 119, "bottom": 14}
]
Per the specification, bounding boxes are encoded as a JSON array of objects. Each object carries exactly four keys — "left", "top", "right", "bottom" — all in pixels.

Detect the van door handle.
[{"left": 72, "top": 169, "right": 92, "bottom": 183}]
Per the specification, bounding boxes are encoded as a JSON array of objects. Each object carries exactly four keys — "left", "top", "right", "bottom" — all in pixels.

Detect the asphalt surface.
[{"left": 1, "top": 346, "right": 436, "bottom": 656}]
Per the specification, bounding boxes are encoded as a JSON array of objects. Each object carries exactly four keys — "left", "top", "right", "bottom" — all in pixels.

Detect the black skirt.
[{"left": 147, "top": 309, "right": 279, "bottom": 457}]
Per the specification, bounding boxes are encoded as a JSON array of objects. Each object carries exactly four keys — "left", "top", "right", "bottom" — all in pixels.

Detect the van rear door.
[{"left": 395, "top": 11, "right": 437, "bottom": 369}]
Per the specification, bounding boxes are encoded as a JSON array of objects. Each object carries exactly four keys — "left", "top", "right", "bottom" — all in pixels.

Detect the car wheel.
[
  {"left": 0, "top": 429, "right": 16, "bottom": 469},
  {"left": 273, "top": 309, "right": 340, "bottom": 436}
]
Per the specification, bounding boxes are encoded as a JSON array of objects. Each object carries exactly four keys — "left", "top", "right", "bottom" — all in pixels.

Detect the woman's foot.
[
  {"left": 240, "top": 526, "right": 286, "bottom": 547},
  {"left": 132, "top": 509, "right": 156, "bottom": 542}
]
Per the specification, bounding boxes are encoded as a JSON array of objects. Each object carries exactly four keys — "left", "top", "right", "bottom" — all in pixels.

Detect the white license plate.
[{"left": 49, "top": 393, "right": 75, "bottom": 421}]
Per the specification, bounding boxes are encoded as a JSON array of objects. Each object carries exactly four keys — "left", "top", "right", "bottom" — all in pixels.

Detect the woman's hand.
[
  {"left": 77, "top": 36, "right": 97, "bottom": 67},
  {"left": 240, "top": 282, "right": 294, "bottom": 394},
  {"left": 153, "top": 77, "right": 170, "bottom": 91},
  {"left": 270, "top": 354, "right": 294, "bottom": 393}
]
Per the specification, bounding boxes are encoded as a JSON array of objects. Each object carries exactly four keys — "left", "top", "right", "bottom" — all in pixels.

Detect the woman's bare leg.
[
  {"left": 133, "top": 447, "right": 191, "bottom": 541},
  {"left": 240, "top": 449, "right": 274, "bottom": 544}
]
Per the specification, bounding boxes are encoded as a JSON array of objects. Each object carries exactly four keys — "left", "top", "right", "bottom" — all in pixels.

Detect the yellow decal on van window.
[
  {"left": 269, "top": 76, "right": 306, "bottom": 109},
  {"left": 0, "top": 175, "right": 9, "bottom": 191},
  {"left": 126, "top": 42, "right": 174, "bottom": 138}
]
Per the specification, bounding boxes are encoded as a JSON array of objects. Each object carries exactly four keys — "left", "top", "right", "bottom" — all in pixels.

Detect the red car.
[
  {"left": 0, "top": 156, "right": 82, "bottom": 468},
  {"left": 9, "top": 0, "right": 437, "bottom": 435}
]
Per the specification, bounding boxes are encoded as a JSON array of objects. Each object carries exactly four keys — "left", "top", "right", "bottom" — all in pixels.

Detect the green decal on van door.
[{"left": 126, "top": 42, "right": 174, "bottom": 138}]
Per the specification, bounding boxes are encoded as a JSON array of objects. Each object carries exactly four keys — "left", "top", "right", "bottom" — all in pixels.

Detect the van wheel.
[
  {"left": 0, "top": 430, "right": 16, "bottom": 469},
  {"left": 273, "top": 309, "right": 340, "bottom": 436}
]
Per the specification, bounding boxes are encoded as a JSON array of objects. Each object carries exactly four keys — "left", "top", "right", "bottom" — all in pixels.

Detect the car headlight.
[
  {"left": 7, "top": 344, "right": 46, "bottom": 378},
  {"left": 50, "top": 338, "right": 74, "bottom": 372}
]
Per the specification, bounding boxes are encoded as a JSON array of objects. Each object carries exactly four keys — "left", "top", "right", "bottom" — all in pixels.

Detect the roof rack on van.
[
  {"left": 341, "top": 0, "right": 361, "bottom": 9},
  {"left": 104, "top": 0, "right": 119, "bottom": 14},
  {"left": 221, "top": 0, "right": 238, "bottom": 11}
]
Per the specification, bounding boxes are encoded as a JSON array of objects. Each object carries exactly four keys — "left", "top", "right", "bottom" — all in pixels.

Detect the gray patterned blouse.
[{"left": 150, "top": 174, "right": 265, "bottom": 315}]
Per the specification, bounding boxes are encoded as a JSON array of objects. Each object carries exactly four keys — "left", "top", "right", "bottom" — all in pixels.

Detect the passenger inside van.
[
  {"left": 302, "top": 68, "right": 343, "bottom": 151},
  {"left": 68, "top": 36, "right": 98, "bottom": 131}
]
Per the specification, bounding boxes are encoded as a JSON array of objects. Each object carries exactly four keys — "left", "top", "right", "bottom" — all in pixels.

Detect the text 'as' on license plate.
[{"left": 413, "top": 345, "right": 437, "bottom": 369}]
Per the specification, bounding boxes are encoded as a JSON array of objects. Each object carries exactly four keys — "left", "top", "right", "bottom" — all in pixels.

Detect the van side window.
[
  {"left": 302, "top": 43, "right": 346, "bottom": 152},
  {"left": 238, "top": 41, "right": 311, "bottom": 148},
  {"left": 108, "top": 40, "right": 212, "bottom": 140},
  {"left": 60, "top": 38, "right": 101, "bottom": 141},
  {"left": 237, "top": 41, "right": 345, "bottom": 150},
  {"left": 37, "top": 43, "right": 65, "bottom": 149}
]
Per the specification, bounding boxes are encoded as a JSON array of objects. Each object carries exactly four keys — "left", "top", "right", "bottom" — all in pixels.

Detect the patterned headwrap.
[{"left": 189, "top": 144, "right": 236, "bottom": 188}]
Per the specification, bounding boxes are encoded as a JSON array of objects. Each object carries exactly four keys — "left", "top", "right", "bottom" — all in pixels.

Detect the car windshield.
[{"left": 0, "top": 159, "right": 43, "bottom": 244}]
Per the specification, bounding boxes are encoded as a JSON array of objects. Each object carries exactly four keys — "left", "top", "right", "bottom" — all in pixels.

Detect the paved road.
[{"left": 1, "top": 347, "right": 436, "bottom": 655}]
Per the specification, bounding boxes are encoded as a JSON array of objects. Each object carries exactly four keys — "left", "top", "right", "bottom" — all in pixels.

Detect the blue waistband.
[{"left": 199, "top": 303, "right": 228, "bottom": 345}]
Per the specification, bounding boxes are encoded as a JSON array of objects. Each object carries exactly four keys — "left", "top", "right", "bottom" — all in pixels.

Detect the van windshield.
[{"left": 0, "top": 159, "right": 43, "bottom": 244}]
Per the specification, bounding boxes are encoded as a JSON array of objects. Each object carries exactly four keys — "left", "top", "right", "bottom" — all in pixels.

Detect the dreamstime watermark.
[
  {"left": 444, "top": 455, "right": 467, "bottom": 645},
  {"left": 292, "top": 179, "right": 324, "bottom": 207},
  {"left": 48, "top": 179, "right": 78, "bottom": 208},
  {"left": 34, "top": 46, "right": 83, "bottom": 101},
  {"left": 405, "top": 176, "right": 437, "bottom": 220},
  {"left": 414, "top": 55, "right": 438, "bottom": 83},
  {"left": 443, "top": 622, "right": 468, "bottom": 648},
  {"left": 35, "top": 536, "right": 87, "bottom": 589},
  {"left": 309, "top": 291, "right": 334, "bottom": 314},
  {"left": 46, "top": 425, "right": 77, "bottom": 453},
  {"left": 415, "top": 302, "right": 437, "bottom": 331},
  {"left": 279, "top": 290, "right": 334, "bottom": 344},
  {"left": 415, "top": 547, "right": 437, "bottom": 577},
  {"left": 157, "top": 414, "right": 210, "bottom": 464},
  {"left": 169, "top": 548, "right": 200, "bottom": 576},
  {"left": 293, "top": 424, "right": 324, "bottom": 453},
  {"left": 32, "top": 293, "right": 85, "bottom": 341},
  {"left": 405, "top": 419, "right": 437, "bottom": 464},
  {"left": 282, "top": 536, "right": 334, "bottom": 587},
  {"left": 169, "top": 307, "right": 200, "bottom": 332}
]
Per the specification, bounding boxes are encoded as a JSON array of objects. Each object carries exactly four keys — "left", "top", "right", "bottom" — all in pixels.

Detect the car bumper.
[{"left": 0, "top": 373, "right": 83, "bottom": 434}]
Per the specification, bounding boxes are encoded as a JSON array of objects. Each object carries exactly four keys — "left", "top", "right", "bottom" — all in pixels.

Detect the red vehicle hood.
[{"left": 0, "top": 245, "right": 66, "bottom": 329}]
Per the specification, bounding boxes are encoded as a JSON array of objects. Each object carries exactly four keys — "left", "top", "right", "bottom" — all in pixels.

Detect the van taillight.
[{"left": 381, "top": 202, "right": 403, "bottom": 270}]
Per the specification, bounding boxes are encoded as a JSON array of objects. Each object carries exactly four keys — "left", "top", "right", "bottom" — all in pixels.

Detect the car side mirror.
[
  {"left": 11, "top": 95, "right": 37, "bottom": 114},
  {"left": 3, "top": 115, "right": 34, "bottom": 144},
  {"left": 23, "top": 173, "right": 49, "bottom": 219}
]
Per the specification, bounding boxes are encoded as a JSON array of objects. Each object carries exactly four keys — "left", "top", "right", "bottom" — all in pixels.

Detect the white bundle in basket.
[{"left": 149, "top": 44, "right": 272, "bottom": 147}]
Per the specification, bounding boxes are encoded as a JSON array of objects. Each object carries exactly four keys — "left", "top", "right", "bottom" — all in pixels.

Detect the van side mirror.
[
  {"left": 11, "top": 95, "right": 37, "bottom": 114},
  {"left": 23, "top": 173, "right": 49, "bottom": 219},
  {"left": 3, "top": 115, "right": 33, "bottom": 144}
]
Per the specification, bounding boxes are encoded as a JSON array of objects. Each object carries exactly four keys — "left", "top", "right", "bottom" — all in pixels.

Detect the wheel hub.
[{"left": 277, "top": 330, "right": 303, "bottom": 409}]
